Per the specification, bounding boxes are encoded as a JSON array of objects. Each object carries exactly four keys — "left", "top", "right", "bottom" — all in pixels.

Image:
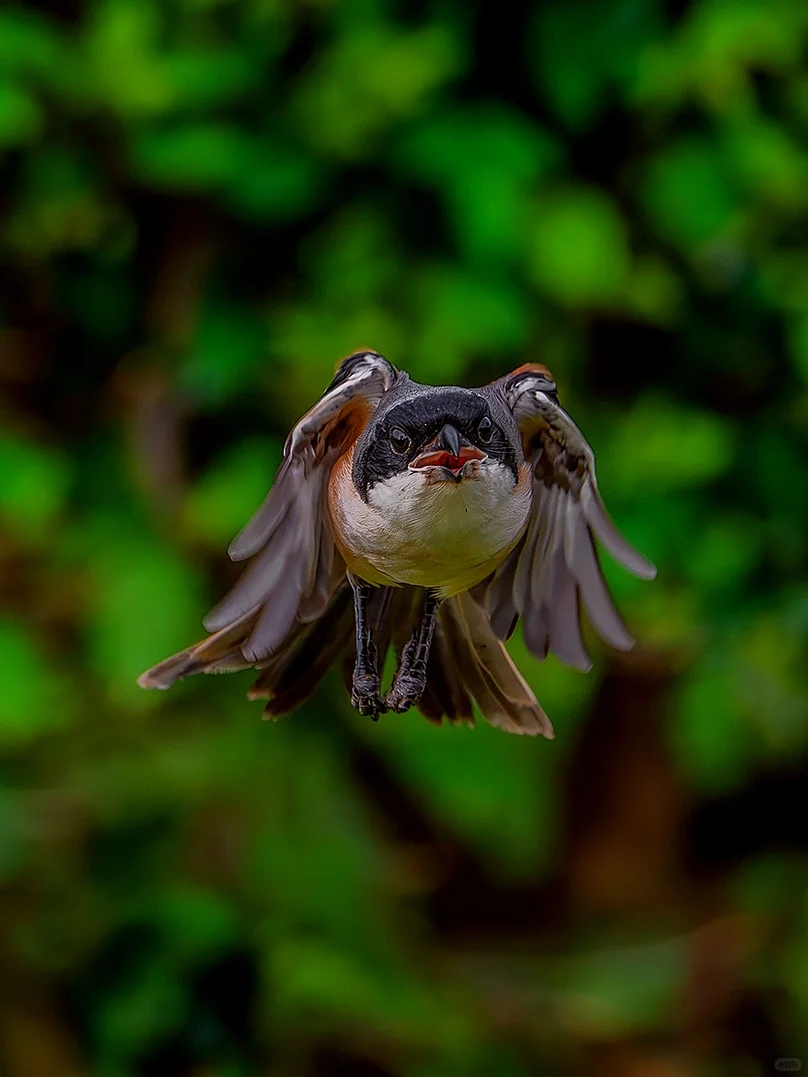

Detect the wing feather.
[
  {"left": 546, "top": 554, "right": 591, "bottom": 671},
  {"left": 580, "top": 483, "right": 656, "bottom": 579},
  {"left": 486, "top": 368, "right": 656, "bottom": 668},
  {"left": 484, "top": 554, "right": 520, "bottom": 640},
  {"left": 203, "top": 469, "right": 311, "bottom": 632},
  {"left": 226, "top": 458, "right": 297, "bottom": 562},
  {"left": 139, "top": 350, "right": 400, "bottom": 690},
  {"left": 568, "top": 510, "right": 634, "bottom": 651}
]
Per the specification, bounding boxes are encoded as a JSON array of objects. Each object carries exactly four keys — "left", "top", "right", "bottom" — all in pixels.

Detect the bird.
[{"left": 138, "top": 350, "right": 656, "bottom": 738}]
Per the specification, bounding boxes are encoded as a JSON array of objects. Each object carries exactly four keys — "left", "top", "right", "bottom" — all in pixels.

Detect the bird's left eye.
[
  {"left": 390, "top": 427, "right": 411, "bottom": 454},
  {"left": 477, "top": 416, "right": 494, "bottom": 444}
]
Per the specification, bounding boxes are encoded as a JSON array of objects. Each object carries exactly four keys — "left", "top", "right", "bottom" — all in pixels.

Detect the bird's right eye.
[{"left": 390, "top": 427, "right": 411, "bottom": 455}]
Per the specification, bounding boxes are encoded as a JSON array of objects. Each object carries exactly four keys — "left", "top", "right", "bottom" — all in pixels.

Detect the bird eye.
[
  {"left": 390, "top": 427, "right": 411, "bottom": 455},
  {"left": 477, "top": 416, "right": 494, "bottom": 444}
]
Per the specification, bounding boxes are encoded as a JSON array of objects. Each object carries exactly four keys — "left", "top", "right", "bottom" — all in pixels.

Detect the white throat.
[{"left": 346, "top": 460, "right": 530, "bottom": 595}]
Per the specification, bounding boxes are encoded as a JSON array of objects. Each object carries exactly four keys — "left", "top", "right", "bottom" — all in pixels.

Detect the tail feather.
[
  {"left": 375, "top": 589, "right": 474, "bottom": 727},
  {"left": 138, "top": 583, "right": 554, "bottom": 737},
  {"left": 251, "top": 584, "right": 354, "bottom": 716},
  {"left": 425, "top": 619, "right": 474, "bottom": 725},
  {"left": 440, "top": 592, "right": 554, "bottom": 738}
]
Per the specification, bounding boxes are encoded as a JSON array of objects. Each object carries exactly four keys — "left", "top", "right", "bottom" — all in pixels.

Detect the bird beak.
[
  {"left": 438, "top": 423, "right": 462, "bottom": 458},
  {"left": 409, "top": 424, "right": 487, "bottom": 478}
]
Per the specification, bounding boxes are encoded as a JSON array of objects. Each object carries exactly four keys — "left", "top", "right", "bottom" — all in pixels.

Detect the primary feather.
[{"left": 138, "top": 351, "right": 656, "bottom": 737}]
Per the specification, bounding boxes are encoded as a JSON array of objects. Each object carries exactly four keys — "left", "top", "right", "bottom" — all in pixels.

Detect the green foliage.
[
  {"left": 0, "top": 434, "right": 72, "bottom": 542},
  {"left": 527, "top": 187, "right": 630, "bottom": 305},
  {"left": 0, "top": 621, "right": 67, "bottom": 742},
  {"left": 1, "top": 0, "right": 807, "bottom": 1074}
]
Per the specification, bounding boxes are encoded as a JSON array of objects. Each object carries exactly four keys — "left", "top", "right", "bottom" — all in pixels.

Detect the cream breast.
[{"left": 328, "top": 449, "right": 532, "bottom": 596}]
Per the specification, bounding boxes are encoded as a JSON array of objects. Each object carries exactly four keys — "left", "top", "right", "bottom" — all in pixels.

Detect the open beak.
[{"left": 409, "top": 424, "right": 487, "bottom": 479}]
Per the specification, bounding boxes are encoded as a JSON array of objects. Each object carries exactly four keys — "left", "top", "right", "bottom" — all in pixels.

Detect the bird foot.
[
  {"left": 385, "top": 671, "right": 426, "bottom": 714},
  {"left": 351, "top": 671, "right": 387, "bottom": 719}
]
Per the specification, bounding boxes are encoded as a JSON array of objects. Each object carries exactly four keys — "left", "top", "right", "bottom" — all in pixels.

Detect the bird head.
[{"left": 352, "top": 387, "right": 522, "bottom": 500}]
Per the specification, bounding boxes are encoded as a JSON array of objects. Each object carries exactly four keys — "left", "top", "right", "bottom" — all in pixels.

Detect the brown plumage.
[{"left": 138, "top": 351, "right": 656, "bottom": 737}]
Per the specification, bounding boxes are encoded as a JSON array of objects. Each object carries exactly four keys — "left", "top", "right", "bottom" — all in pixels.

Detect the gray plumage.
[{"left": 138, "top": 353, "right": 656, "bottom": 737}]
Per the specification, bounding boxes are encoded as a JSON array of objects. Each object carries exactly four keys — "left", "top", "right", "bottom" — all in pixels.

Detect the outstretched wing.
[
  {"left": 139, "top": 350, "right": 399, "bottom": 687},
  {"left": 485, "top": 365, "right": 656, "bottom": 671}
]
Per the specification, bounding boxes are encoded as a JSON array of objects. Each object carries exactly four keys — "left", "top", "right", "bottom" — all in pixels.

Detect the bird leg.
[
  {"left": 348, "top": 574, "right": 387, "bottom": 719},
  {"left": 386, "top": 590, "right": 441, "bottom": 713}
]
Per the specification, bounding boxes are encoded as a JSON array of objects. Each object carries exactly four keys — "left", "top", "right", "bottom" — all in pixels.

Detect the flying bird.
[{"left": 138, "top": 351, "right": 656, "bottom": 737}]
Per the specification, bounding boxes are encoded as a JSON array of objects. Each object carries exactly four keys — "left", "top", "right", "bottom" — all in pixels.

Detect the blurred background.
[{"left": 1, "top": 0, "right": 808, "bottom": 1074}]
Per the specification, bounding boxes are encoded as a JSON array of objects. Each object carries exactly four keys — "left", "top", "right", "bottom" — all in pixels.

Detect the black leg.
[
  {"left": 385, "top": 590, "right": 441, "bottom": 713},
  {"left": 348, "top": 574, "right": 387, "bottom": 719}
]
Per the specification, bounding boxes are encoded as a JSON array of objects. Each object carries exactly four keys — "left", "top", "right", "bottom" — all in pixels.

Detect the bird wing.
[
  {"left": 484, "top": 365, "right": 656, "bottom": 670},
  {"left": 200, "top": 349, "right": 400, "bottom": 663}
]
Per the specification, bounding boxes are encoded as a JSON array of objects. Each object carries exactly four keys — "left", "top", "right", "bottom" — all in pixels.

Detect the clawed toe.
[
  {"left": 351, "top": 673, "right": 387, "bottom": 719},
  {"left": 385, "top": 674, "right": 425, "bottom": 714},
  {"left": 352, "top": 693, "right": 387, "bottom": 718}
]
